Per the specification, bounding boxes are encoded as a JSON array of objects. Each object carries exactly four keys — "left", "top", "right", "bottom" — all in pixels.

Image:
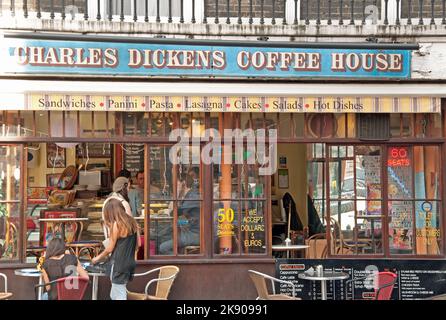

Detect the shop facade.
[{"left": 0, "top": 33, "right": 445, "bottom": 299}]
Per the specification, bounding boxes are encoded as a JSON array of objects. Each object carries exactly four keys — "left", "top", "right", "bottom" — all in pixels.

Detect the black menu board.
[
  {"left": 276, "top": 259, "right": 446, "bottom": 300},
  {"left": 123, "top": 114, "right": 145, "bottom": 176}
]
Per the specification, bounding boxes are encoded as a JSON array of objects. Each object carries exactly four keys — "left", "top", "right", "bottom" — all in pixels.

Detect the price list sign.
[{"left": 276, "top": 259, "right": 446, "bottom": 300}]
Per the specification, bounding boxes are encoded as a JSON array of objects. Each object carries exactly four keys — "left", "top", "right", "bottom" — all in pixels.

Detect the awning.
[
  {"left": 24, "top": 94, "right": 440, "bottom": 113},
  {"left": 0, "top": 80, "right": 443, "bottom": 113}
]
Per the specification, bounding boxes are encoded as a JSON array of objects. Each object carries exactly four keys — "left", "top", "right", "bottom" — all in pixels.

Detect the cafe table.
[
  {"left": 270, "top": 244, "right": 309, "bottom": 258},
  {"left": 14, "top": 267, "right": 105, "bottom": 300},
  {"left": 14, "top": 268, "right": 44, "bottom": 300},
  {"left": 298, "top": 270, "right": 349, "bottom": 300}
]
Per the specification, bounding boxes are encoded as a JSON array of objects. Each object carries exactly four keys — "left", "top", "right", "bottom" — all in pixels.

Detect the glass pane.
[
  {"left": 334, "top": 114, "right": 346, "bottom": 138},
  {"left": 278, "top": 114, "right": 291, "bottom": 138},
  {"left": 241, "top": 113, "right": 252, "bottom": 130},
  {"left": 241, "top": 201, "right": 266, "bottom": 254},
  {"left": 179, "top": 113, "right": 191, "bottom": 136},
  {"left": 329, "top": 160, "right": 355, "bottom": 199},
  {"left": 150, "top": 146, "right": 173, "bottom": 199},
  {"left": 387, "top": 146, "right": 413, "bottom": 199},
  {"left": 0, "top": 145, "right": 21, "bottom": 261},
  {"left": 191, "top": 113, "right": 205, "bottom": 138},
  {"left": 390, "top": 114, "right": 401, "bottom": 137},
  {"left": 356, "top": 200, "right": 383, "bottom": 254},
  {"left": 307, "top": 114, "right": 336, "bottom": 138},
  {"left": 241, "top": 164, "right": 265, "bottom": 199},
  {"left": 123, "top": 112, "right": 147, "bottom": 136},
  {"left": 213, "top": 146, "right": 239, "bottom": 200},
  {"left": 150, "top": 200, "right": 174, "bottom": 256},
  {"left": 91, "top": 112, "right": 110, "bottom": 137},
  {"left": 414, "top": 146, "right": 440, "bottom": 200},
  {"left": 177, "top": 201, "right": 201, "bottom": 255},
  {"left": 308, "top": 161, "right": 325, "bottom": 201},
  {"left": 401, "top": 114, "right": 413, "bottom": 137},
  {"left": 389, "top": 200, "right": 414, "bottom": 254},
  {"left": 177, "top": 163, "right": 201, "bottom": 200},
  {"left": 0, "top": 202, "right": 20, "bottom": 260},
  {"left": 49, "top": 112, "right": 64, "bottom": 137},
  {"left": 251, "top": 114, "right": 265, "bottom": 130},
  {"left": 35, "top": 111, "right": 50, "bottom": 137},
  {"left": 0, "top": 146, "right": 21, "bottom": 200},
  {"left": 347, "top": 114, "right": 356, "bottom": 138},
  {"left": 415, "top": 200, "right": 441, "bottom": 255},
  {"left": 293, "top": 114, "right": 304, "bottom": 138},
  {"left": 213, "top": 201, "right": 239, "bottom": 255},
  {"left": 150, "top": 112, "right": 164, "bottom": 137},
  {"left": 356, "top": 146, "right": 381, "bottom": 200},
  {"left": 425, "top": 114, "right": 442, "bottom": 138}
]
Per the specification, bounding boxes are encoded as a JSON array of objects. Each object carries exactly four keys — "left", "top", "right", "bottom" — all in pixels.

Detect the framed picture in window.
[
  {"left": 46, "top": 143, "right": 66, "bottom": 168},
  {"left": 46, "top": 173, "right": 61, "bottom": 188},
  {"left": 278, "top": 169, "right": 289, "bottom": 189}
]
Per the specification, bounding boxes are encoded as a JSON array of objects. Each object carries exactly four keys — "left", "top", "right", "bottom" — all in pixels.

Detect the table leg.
[
  {"left": 38, "top": 276, "right": 43, "bottom": 300},
  {"left": 321, "top": 280, "right": 327, "bottom": 300},
  {"left": 92, "top": 275, "right": 98, "bottom": 300}
]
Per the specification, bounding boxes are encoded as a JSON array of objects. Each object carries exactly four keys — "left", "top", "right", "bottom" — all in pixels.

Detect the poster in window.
[
  {"left": 389, "top": 201, "right": 413, "bottom": 251},
  {"left": 40, "top": 209, "right": 80, "bottom": 246},
  {"left": 278, "top": 169, "right": 289, "bottom": 189},
  {"left": 46, "top": 143, "right": 66, "bottom": 168}
]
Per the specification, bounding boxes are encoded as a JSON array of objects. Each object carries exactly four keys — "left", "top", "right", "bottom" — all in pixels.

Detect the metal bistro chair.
[
  {"left": 346, "top": 271, "right": 397, "bottom": 300},
  {"left": 35, "top": 276, "right": 90, "bottom": 300},
  {"left": 0, "top": 273, "right": 13, "bottom": 300},
  {"left": 248, "top": 270, "right": 301, "bottom": 300},
  {"left": 305, "top": 233, "right": 328, "bottom": 259},
  {"left": 127, "top": 266, "right": 180, "bottom": 300}
]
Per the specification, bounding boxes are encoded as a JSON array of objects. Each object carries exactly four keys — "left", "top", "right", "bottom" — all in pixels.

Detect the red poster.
[{"left": 40, "top": 210, "right": 79, "bottom": 246}]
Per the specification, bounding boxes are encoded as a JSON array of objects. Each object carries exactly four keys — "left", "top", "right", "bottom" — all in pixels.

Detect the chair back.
[
  {"left": 155, "top": 266, "right": 180, "bottom": 299},
  {"left": 55, "top": 277, "right": 89, "bottom": 300},
  {"left": 375, "top": 272, "right": 397, "bottom": 300},
  {"left": 305, "top": 233, "right": 327, "bottom": 258},
  {"left": 326, "top": 217, "right": 342, "bottom": 254},
  {"left": 248, "top": 270, "right": 270, "bottom": 299}
]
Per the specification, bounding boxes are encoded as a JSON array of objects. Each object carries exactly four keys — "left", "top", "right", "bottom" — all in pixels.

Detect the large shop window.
[
  {"left": 148, "top": 145, "right": 203, "bottom": 256},
  {"left": 0, "top": 145, "right": 22, "bottom": 261},
  {"left": 322, "top": 144, "right": 442, "bottom": 257}
]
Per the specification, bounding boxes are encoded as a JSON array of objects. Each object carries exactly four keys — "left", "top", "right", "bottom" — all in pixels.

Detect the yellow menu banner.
[{"left": 26, "top": 94, "right": 441, "bottom": 113}]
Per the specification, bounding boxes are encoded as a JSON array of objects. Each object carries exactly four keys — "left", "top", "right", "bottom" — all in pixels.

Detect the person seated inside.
[
  {"left": 41, "top": 238, "right": 89, "bottom": 300},
  {"left": 159, "top": 173, "right": 200, "bottom": 254}
]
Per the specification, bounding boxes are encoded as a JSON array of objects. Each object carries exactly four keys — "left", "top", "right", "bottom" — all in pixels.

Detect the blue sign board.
[{"left": 0, "top": 38, "right": 411, "bottom": 79}]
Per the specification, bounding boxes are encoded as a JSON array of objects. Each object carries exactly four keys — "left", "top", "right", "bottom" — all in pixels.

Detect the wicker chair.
[
  {"left": 305, "top": 233, "right": 328, "bottom": 259},
  {"left": 248, "top": 270, "right": 301, "bottom": 300},
  {"left": 127, "top": 266, "right": 179, "bottom": 300},
  {"left": 0, "top": 273, "right": 12, "bottom": 300}
]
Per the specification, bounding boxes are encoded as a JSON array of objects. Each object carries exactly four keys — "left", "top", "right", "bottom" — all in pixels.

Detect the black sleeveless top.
[
  {"left": 110, "top": 233, "right": 137, "bottom": 284},
  {"left": 42, "top": 254, "right": 79, "bottom": 300}
]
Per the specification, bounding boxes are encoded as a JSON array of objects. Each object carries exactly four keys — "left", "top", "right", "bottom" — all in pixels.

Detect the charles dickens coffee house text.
[{"left": 0, "top": 34, "right": 445, "bottom": 300}]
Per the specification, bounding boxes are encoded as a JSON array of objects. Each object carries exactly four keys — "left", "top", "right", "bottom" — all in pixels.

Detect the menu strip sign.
[{"left": 276, "top": 259, "right": 446, "bottom": 300}]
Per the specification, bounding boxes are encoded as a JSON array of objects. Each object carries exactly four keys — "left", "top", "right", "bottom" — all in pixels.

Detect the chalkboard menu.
[
  {"left": 276, "top": 259, "right": 446, "bottom": 300},
  {"left": 123, "top": 114, "right": 145, "bottom": 176}
]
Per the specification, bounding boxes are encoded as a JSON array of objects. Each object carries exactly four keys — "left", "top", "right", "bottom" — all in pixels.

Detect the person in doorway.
[
  {"left": 92, "top": 199, "right": 140, "bottom": 300},
  {"left": 41, "top": 238, "right": 89, "bottom": 300},
  {"left": 102, "top": 177, "right": 132, "bottom": 244},
  {"left": 129, "top": 170, "right": 144, "bottom": 217}
]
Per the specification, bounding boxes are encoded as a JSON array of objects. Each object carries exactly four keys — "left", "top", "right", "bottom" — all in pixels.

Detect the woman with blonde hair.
[{"left": 93, "top": 198, "right": 140, "bottom": 300}]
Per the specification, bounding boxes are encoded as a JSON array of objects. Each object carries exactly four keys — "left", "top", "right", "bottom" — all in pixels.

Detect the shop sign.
[
  {"left": 23, "top": 94, "right": 441, "bottom": 113},
  {"left": 0, "top": 38, "right": 411, "bottom": 79}
]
